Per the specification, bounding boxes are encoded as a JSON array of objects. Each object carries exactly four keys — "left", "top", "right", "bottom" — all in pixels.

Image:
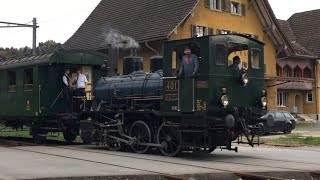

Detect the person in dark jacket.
[
  {"left": 62, "top": 68, "right": 72, "bottom": 113},
  {"left": 229, "top": 56, "right": 241, "bottom": 71},
  {"left": 178, "top": 46, "right": 199, "bottom": 78}
]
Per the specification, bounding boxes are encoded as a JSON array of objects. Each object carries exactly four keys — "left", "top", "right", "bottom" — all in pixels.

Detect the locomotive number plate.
[
  {"left": 196, "top": 81, "right": 209, "bottom": 89},
  {"left": 165, "top": 80, "right": 178, "bottom": 91},
  {"left": 165, "top": 94, "right": 178, "bottom": 101}
]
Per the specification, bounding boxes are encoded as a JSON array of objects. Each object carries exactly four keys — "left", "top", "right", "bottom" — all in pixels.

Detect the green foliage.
[{"left": 0, "top": 40, "right": 62, "bottom": 60}]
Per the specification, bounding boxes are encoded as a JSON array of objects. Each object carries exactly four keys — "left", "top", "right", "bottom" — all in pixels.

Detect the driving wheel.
[
  {"left": 129, "top": 120, "right": 151, "bottom": 154},
  {"left": 157, "top": 123, "right": 181, "bottom": 157}
]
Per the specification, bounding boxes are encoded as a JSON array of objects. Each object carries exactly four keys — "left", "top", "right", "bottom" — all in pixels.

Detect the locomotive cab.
[{"left": 162, "top": 35, "right": 272, "bottom": 151}]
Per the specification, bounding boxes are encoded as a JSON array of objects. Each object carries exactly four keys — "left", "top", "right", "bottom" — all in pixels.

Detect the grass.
[
  {"left": 295, "top": 122, "right": 318, "bottom": 129},
  {"left": 263, "top": 134, "right": 320, "bottom": 147},
  {"left": 0, "top": 126, "right": 83, "bottom": 143}
]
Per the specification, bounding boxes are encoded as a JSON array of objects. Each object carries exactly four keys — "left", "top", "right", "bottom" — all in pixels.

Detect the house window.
[
  {"left": 277, "top": 92, "right": 288, "bottom": 107},
  {"left": 283, "top": 66, "right": 292, "bottom": 77},
  {"left": 210, "top": 0, "right": 222, "bottom": 10},
  {"left": 219, "top": 29, "right": 232, "bottom": 35},
  {"left": 231, "top": 1, "right": 241, "bottom": 15},
  {"left": 293, "top": 66, "right": 302, "bottom": 77},
  {"left": 8, "top": 71, "right": 17, "bottom": 92},
  {"left": 276, "top": 65, "right": 282, "bottom": 76},
  {"left": 306, "top": 92, "right": 313, "bottom": 103},
  {"left": 24, "top": 68, "right": 33, "bottom": 91},
  {"left": 192, "top": 25, "right": 214, "bottom": 37}
]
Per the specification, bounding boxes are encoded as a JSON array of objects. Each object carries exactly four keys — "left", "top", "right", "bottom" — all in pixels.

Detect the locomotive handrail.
[{"left": 162, "top": 76, "right": 178, "bottom": 79}]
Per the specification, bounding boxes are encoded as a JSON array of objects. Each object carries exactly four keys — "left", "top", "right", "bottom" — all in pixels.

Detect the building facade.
[{"left": 276, "top": 11, "right": 319, "bottom": 119}]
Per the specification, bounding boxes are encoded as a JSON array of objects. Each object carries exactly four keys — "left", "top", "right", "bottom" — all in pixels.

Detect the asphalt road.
[{"left": 0, "top": 144, "right": 319, "bottom": 180}]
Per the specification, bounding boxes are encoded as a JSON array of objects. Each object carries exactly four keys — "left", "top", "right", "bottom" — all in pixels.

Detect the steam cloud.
[{"left": 104, "top": 29, "right": 140, "bottom": 49}]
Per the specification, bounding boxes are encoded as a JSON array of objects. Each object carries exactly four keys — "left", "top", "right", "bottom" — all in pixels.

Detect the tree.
[{"left": 0, "top": 40, "right": 61, "bottom": 60}]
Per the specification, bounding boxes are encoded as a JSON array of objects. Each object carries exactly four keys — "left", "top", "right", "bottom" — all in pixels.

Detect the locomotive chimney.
[{"left": 123, "top": 48, "right": 143, "bottom": 75}]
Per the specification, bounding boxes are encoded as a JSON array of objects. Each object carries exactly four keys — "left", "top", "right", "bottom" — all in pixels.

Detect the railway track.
[{"left": 5, "top": 143, "right": 320, "bottom": 180}]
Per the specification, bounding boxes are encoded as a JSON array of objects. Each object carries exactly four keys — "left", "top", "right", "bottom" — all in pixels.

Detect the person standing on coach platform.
[
  {"left": 178, "top": 46, "right": 199, "bottom": 78},
  {"left": 62, "top": 68, "right": 72, "bottom": 113},
  {"left": 75, "top": 68, "right": 88, "bottom": 96}
]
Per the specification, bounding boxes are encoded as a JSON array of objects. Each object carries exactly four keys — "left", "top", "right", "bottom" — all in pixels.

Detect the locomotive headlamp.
[
  {"left": 261, "top": 97, "right": 267, "bottom": 108},
  {"left": 241, "top": 73, "right": 249, "bottom": 86},
  {"left": 221, "top": 95, "right": 229, "bottom": 108}
]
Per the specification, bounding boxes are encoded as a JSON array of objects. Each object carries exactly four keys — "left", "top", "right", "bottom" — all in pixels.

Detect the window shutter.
[
  {"left": 241, "top": 4, "right": 246, "bottom": 16},
  {"left": 205, "top": 0, "right": 210, "bottom": 8},
  {"left": 222, "top": 0, "right": 231, "bottom": 12},
  {"left": 222, "top": 0, "right": 227, "bottom": 11},
  {"left": 208, "top": 28, "right": 214, "bottom": 35},
  {"left": 204, "top": 27, "right": 209, "bottom": 36},
  {"left": 192, "top": 25, "right": 197, "bottom": 37}
]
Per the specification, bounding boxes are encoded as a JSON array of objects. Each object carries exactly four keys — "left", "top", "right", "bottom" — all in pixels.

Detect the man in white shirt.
[{"left": 75, "top": 68, "right": 88, "bottom": 96}]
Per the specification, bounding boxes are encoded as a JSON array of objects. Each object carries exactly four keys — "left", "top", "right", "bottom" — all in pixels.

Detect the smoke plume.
[{"left": 104, "top": 29, "right": 140, "bottom": 49}]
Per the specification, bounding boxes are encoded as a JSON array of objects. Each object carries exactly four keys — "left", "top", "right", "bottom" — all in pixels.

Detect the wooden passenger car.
[{"left": 0, "top": 50, "right": 106, "bottom": 142}]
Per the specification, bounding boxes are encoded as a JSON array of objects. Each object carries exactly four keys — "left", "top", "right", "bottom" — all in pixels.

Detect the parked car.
[{"left": 260, "top": 110, "right": 297, "bottom": 134}]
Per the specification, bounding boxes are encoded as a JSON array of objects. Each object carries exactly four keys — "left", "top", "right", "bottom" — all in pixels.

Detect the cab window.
[
  {"left": 172, "top": 51, "right": 177, "bottom": 70},
  {"left": 227, "top": 42, "right": 248, "bottom": 70},
  {"left": 215, "top": 44, "right": 226, "bottom": 65},
  {"left": 251, "top": 49, "right": 260, "bottom": 69}
]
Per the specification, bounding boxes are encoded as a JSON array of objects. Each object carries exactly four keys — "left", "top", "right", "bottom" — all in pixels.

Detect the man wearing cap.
[
  {"left": 229, "top": 56, "right": 241, "bottom": 71},
  {"left": 178, "top": 47, "right": 199, "bottom": 78},
  {"left": 62, "top": 68, "right": 72, "bottom": 113}
]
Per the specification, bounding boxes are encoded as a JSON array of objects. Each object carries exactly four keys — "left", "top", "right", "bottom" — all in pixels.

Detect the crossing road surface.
[{"left": 0, "top": 144, "right": 320, "bottom": 179}]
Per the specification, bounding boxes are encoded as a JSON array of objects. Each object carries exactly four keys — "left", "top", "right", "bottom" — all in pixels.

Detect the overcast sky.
[{"left": 0, "top": 0, "right": 319, "bottom": 48}]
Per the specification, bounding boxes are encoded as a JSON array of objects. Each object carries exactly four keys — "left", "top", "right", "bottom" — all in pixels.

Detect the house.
[
  {"left": 276, "top": 9, "right": 319, "bottom": 119},
  {"left": 64, "top": 0, "right": 297, "bottom": 110}
]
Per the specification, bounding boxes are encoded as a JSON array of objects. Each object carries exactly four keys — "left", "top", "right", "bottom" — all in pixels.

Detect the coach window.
[
  {"left": 8, "top": 71, "right": 17, "bottom": 92},
  {"left": 24, "top": 68, "right": 33, "bottom": 91},
  {"left": 216, "top": 44, "right": 226, "bottom": 65},
  {"left": 251, "top": 49, "right": 260, "bottom": 69}
]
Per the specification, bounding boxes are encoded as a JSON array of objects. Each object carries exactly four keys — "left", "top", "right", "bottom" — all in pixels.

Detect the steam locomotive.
[{"left": 80, "top": 34, "right": 274, "bottom": 156}]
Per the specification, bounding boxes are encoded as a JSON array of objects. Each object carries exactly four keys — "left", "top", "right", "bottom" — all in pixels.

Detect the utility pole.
[
  {"left": 0, "top": 18, "right": 39, "bottom": 55},
  {"left": 32, "top": 18, "right": 37, "bottom": 55}
]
